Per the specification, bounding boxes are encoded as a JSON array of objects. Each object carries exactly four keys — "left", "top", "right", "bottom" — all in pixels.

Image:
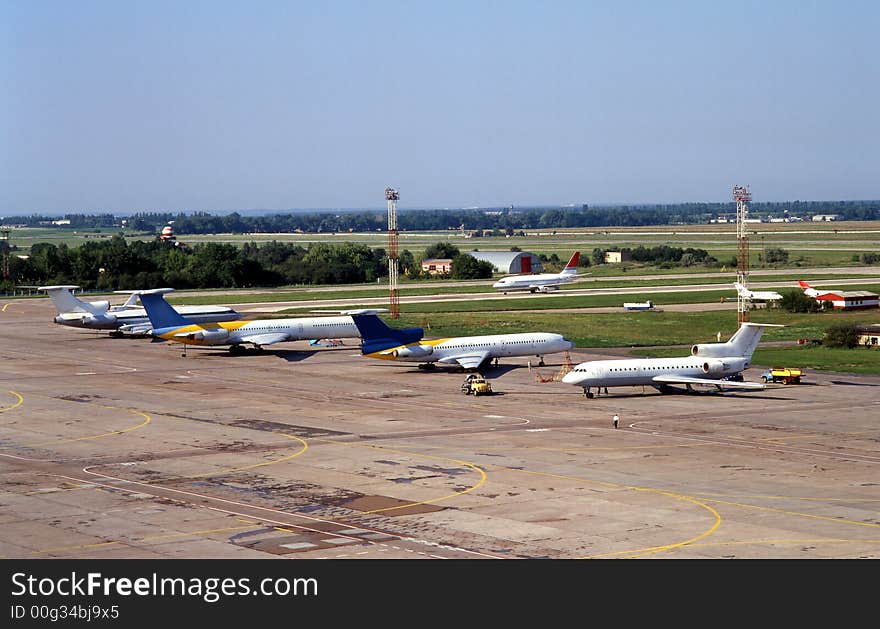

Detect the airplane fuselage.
[
  {"left": 154, "top": 316, "right": 359, "bottom": 346},
  {"left": 563, "top": 355, "right": 749, "bottom": 389},
  {"left": 366, "top": 332, "right": 573, "bottom": 364},
  {"left": 54, "top": 306, "right": 239, "bottom": 330},
  {"left": 492, "top": 275, "right": 575, "bottom": 293}
]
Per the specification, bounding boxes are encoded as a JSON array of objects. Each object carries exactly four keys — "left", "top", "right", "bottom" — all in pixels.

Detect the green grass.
[
  {"left": 8, "top": 220, "right": 879, "bottom": 269},
  {"left": 275, "top": 285, "right": 880, "bottom": 314},
  {"left": 632, "top": 346, "right": 880, "bottom": 375},
  {"left": 363, "top": 309, "right": 874, "bottom": 348}
]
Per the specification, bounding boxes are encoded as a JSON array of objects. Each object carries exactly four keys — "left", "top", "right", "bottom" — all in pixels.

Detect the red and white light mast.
[
  {"left": 733, "top": 184, "right": 752, "bottom": 325},
  {"left": 385, "top": 186, "right": 400, "bottom": 319}
]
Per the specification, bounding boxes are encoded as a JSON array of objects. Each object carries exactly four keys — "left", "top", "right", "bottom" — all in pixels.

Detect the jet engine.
[
  {"left": 701, "top": 358, "right": 747, "bottom": 376},
  {"left": 691, "top": 342, "right": 729, "bottom": 358},
  {"left": 391, "top": 345, "right": 433, "bottom": 358},
  {"left": 78, "top": 312, "right": 118, "bottom": 329},
  {"left": 185, "top": 329, "right": 230, "bottom": 343}
]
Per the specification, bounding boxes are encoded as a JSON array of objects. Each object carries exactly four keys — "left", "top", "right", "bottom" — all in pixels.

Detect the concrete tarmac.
[{"left": 1, "top": 298, "right": 878, "bottom": 559}]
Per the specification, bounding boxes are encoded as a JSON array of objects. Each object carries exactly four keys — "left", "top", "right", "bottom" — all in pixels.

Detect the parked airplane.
[
  {"left": 38, "top": 285, "right": 240, "bottom": 335},
  {"left": 562, "top": 322, "right": 783, "bottom": 398},
  {"left": 734, "top": 282, "right": 783, "bottom": 302},
  {"left": 139, "top": 289, "right": 362, "bottom": 353},
  {"left": 492, "top": 251, "right": 584, "bottom": 293},
  {"left": 351, "top": 312, "right": 574, "bottom": 370}
]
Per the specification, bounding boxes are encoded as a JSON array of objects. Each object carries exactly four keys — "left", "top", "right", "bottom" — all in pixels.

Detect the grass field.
[
  {"left": 632, "top": 346, "right": 880, "bottom": 375},
  {"left": 383, "top": 308, "right": 872, "bottom": 345},
  {"left": 274, "top": 284, "right": 880, "bottom": 314},
  {"left": 6, "top": 221, "right": 880, "bottom": 270}
]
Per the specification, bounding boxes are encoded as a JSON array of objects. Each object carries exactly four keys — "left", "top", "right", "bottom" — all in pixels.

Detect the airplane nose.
[{"left": 562, "top": 337, "right": 574, "bottom": 351}]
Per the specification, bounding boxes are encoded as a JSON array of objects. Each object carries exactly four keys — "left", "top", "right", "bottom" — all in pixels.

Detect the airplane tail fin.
[
  {"left": 798, "top": 280, "right": 819, "bottom": 296},
  {"left": 561, "top": 251, "right": 580, "bottom": 274},
  {"left": 350, "top": 314, "right": 424, "bottom": 354},
  {"left": 111, "top": 291, "right": 142, "bottom": 309},
  {"left": 138, "top": 290, "right": 193, "bottom": 330},
  {"left": 725, "top": 323, "right": 784, "bottom": 358},
  {"left": 37, "top": 285, "right": 103, "bottom": 315}
]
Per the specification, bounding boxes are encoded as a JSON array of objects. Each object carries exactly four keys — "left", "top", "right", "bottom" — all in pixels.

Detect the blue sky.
[{"left": 1, "top": 1, "right": 877, "bottom": 213}]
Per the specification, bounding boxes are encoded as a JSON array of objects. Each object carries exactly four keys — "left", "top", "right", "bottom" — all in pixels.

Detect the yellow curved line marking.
[
  {"left": 0, "top": 391, "right": 23, "bottom": 413},
  {"left": 690, "top": 495, "right": 880, "bottom": 530},
  {"left": 315, "top": 438, "right": 487, "bottom": 515},
  {"left": 163, "top": 433, "right": 308, "bottom": 481},
  {"left": 1, "top": 303, "right": 9, "bottom": 312},
  {"left": 584, "top": 490, "right": 722, "bottom": 559},
  {"left": 482, "top": 464, "right": 722, "bottom": 559},
  {"left": 691, "top": 491, "right": 880, "bottom": 504},
  {"left": 26, "top": 409, "right": 151, "bottom": 447},
  {"left": 1, "top": 393, "right": 154, "bottom": 447},
  {"left": 670, "top": 537, "right": 880, "bottom": 551}
]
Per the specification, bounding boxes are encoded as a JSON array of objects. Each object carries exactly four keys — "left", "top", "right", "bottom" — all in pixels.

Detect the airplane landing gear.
[
  {"left": 583, "top": 388, "right": 594, "bottom": 399},
  {"left": 537, "top": 356, "right": 545, "bottom": 367}
]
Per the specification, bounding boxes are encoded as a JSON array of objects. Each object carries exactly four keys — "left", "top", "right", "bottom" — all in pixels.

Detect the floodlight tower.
[
  {"left": 385, "top": 186, "right": 400, "bottom": 319},
  {"left": 733, "top": 184, "right": 752, "bottom": 325},
  {"left": 1, "top": 229, "right": 10, "bottom": 281}
]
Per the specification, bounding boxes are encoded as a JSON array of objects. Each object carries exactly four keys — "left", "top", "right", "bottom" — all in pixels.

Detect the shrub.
[{"left": 823, "top": 323, "right": 859, "bottom": 348}]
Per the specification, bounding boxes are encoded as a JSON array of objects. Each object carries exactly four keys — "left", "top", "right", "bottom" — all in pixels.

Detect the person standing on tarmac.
[{"left": 613, "top": 414, "right": 619, "bottom": 429}]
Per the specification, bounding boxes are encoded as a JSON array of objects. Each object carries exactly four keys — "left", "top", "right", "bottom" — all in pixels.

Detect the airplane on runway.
[
  {"left": 562, "top": 322, "right": 783, "bottom": 398},
  {"left": 38, "top": 285, "right": 240, "bottom": 335},
  {"left": 734, "top": 282, "right": 783, "bottom": 302},
  {"left": 351, "top": 312, "right": 574, "bottom": 371},
  {"left": 492, "top": 251, "right": 584, "bottom": 294},
  {"left": 798, "top": 281, "right": 821, "bottom": 297},
  {"left": 139, "top": 289, "right": 363, "bottom": 353}
]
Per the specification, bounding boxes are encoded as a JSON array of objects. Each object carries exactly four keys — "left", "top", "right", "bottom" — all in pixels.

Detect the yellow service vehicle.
[
  {"left": 461, "top": 374, "right": 493, "bottom": 396},
  {"left": 761, "top": 367, "right": 803, "bottom": 384}
]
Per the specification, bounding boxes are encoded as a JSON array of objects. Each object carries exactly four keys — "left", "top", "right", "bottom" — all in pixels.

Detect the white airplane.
[
  {"left": 351, "top": 312, "right": 574, "bottom": 371},
  {"left": 562, "top": 322, "right": 784, "bottom": 398},
  {"left": 734, "top": 282, "right": 783, "bottom": 302},
  {"left": 492, "top": 251, "right": 584, "bottom": 293},
  {"left": 798, "top": 281, "right": 821, "bottom": 297},
  {"left": 140, "top": 289, "right": 364, "bottom": 353},
  {"left": 38, "top": 285, "right": 240, "bottom": 335}
]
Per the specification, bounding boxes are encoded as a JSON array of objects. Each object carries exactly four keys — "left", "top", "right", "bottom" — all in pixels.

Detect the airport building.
[
  {"left": 856, "top": 324, "right": 880, "bottom": 347},
  {"left": 420, "top": 258, "right": 452, "bottom": 275},
  {"left": 604, "top": 250, "right": 632, "bottom": 264},
  {"left": 813, "top": 290, "right": 879, "bottom": 310},
  {"left": 467, "top": 251, "right": 542, "bottom": 274}
]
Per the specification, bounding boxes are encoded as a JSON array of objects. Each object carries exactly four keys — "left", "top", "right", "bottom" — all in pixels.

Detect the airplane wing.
[
  {"left": 652, "top": 374, "right": 766, "bottom": 389},
  {"left": 237, "top": 333, "right": 290, "bottom": 347},
  {"left": 437, "top": 351, "right": 490, "bottom": 370}
]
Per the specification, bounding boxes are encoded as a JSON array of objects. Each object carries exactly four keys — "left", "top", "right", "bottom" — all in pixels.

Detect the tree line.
[
  {"left": 1, "top": 236, "right": 505, "bottom": 292},
  {"left": 4, "top": 199, "right": 879, "bottom": 234}
]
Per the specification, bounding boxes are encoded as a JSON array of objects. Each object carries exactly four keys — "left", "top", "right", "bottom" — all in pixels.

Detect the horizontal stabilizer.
[{"left": 115, "top": 288, "right": 176, "bottom": 296}]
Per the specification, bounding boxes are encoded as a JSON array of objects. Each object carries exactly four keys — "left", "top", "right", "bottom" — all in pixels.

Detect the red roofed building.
[{"left": 813, "top": 290, "right": 879, "bottom": 310}]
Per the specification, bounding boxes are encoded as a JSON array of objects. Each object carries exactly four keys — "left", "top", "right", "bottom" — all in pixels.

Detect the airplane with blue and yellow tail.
[
  {"left": 351, "top": 313, "right": 574, "bottom": 371},
  {"left": 138, "top": 289, "right": 365, "bottom": 354}
]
